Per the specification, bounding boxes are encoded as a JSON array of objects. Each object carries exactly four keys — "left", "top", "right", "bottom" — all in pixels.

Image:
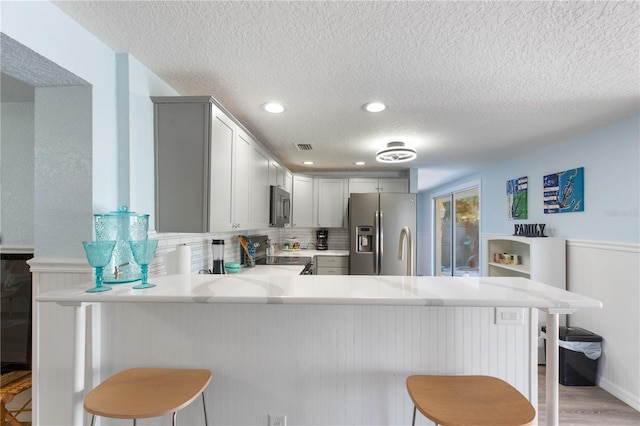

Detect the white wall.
[
  {"left": 0, "top": 102, "right": 34, "bottom": 246},
  {"left": 120, "top": 53, "right": 179, "bottom": 229}
]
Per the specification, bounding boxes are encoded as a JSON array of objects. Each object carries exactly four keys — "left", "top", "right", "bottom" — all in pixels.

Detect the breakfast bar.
[{"left": 36, "top": 274, "right": 601, "bottom": 425}]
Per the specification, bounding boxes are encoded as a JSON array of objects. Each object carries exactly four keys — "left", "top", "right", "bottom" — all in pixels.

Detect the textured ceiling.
[{"left": 50, "top": 1, "right": 640, "bottom": 189}]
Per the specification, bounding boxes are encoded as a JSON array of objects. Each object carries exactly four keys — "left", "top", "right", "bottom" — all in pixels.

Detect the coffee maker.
[
  {"left": 212, "top": 239, "right": 225, "bottom": 274},
  {"left": 316, "top": 229, "right": 328, "bottom": 250}
]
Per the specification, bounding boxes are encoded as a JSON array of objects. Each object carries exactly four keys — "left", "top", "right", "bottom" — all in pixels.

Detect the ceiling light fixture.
[
  {"left": 363, "top": 102, "right": 386, "bottom": 113},
  {"left": 263, "top": 102, "right": 285, "bottom": 113},
  {"left": 376, "top": 141, "right": 417, "bottom": 163},
  {"left": 354, "top": 161, "right": 366, "bottom": 166},
  {"left": 303, "top": 161, "right": 314, "bottom": 165}
]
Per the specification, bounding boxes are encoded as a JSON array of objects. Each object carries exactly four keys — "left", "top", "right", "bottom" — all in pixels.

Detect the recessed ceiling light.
[
  {"left": 303, "top": 161, "right": 314, "bottom": 165},
  {"left": 263, "top": 102, "right": 285, "bottom": 113},
  {"left": 363, "top": 102, "right": 386, "bottom": 113},
  {"left": 376, "top": 141, "right": 417, "bottom": 163},
  {"left": 354, "top": 161, "right": 366, "bottom": 166}
]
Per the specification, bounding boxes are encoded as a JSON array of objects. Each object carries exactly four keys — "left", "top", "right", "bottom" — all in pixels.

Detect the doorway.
[{"left": 433, "top": 184, "right": 480, "bottom": 276}]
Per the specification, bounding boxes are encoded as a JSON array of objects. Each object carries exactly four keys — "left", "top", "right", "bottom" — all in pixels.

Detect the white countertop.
[{"left": 36, "top": 274, "right": 602, "bottom": 311}]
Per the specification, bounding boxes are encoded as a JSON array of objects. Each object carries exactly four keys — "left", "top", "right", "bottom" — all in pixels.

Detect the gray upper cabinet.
[
  {"left": 153, "top": 98, "right": 212, "bottom": 233},
  {"left": 154, "top": 96, "right": 256, "bottom": 233}
]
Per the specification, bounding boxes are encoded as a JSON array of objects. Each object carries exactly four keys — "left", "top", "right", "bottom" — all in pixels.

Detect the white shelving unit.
[
  {"left": 485, "top": 234, "right": 566, "bottom": 288},
  {"left": 484, "top": 234, "right": 566, "bottom": 363}
]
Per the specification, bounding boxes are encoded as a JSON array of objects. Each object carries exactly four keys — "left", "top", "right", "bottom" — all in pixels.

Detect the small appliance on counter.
[
  {"left": 212, "top": 239, "right": 225, "bottom": 274},
  {"left": 316, "top": 229, "right": 328, "bottom": 250}
]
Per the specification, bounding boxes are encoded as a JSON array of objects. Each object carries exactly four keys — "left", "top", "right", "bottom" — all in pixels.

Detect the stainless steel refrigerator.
[{"left": 349, "top": 192, "right": 417, "bottom": 275}]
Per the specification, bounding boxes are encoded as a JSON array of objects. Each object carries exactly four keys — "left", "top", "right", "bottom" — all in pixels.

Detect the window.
[{"left": 433, "top": 183, "right": 480, "bottom": 276}]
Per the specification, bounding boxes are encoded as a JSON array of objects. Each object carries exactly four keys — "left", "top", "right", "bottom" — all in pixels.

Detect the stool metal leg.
[
  {"left": 91, "top": 414, "right": 96, "bottom": 426},
  {"left": 202, "top": 392, "right": 209, "bottom": 425},
  {"left": 412, "top": 405, "right": 416, "bottom": 426},
  {"left": 172, "top": 411, "right": 177, "bottom": 425}
]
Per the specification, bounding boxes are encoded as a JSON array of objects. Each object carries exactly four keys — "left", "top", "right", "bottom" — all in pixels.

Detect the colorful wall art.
[
  {"left": 507, "top": 176, "right": 528, "bottom": 219},
  {"left": 543, "top": 167, "right": 584, "bottom": 213}
]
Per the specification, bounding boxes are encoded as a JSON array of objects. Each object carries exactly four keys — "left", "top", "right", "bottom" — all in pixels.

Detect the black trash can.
[{"left": 542, "top": 326, "right": 602, "bottom": 386}]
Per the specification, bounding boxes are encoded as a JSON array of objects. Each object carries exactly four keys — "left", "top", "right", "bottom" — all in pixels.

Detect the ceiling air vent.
[{"left": 295, "top": 143, "right": 313, "bottom": 151}]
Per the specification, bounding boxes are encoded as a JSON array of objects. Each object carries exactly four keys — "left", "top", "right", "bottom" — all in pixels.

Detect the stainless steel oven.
[{"left": 270, "top": 186, "right": 290, "bottom": 227}]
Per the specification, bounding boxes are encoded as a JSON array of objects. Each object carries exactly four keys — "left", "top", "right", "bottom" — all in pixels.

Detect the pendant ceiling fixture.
[{"left": 376, "top": 141, "right": 417, "bottom": 163}]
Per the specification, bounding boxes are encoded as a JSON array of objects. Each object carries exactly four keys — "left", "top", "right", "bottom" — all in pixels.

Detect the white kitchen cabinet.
[
  {"left": 269, "top": 161, "right": 293, "bottom": 194},
  {"left": 378, "top": 178, "right": 408, "bottom": 193},
  {"left": 292, "top": 175, "right": 314, "bottom": 227},
  {"left": 251, "top": 143, "right": 270, "bottom": 229},
  {"left": 232, "top": 131, "right": 252, "bottom": 229},
  {"left": 348, "top": 178, "right": 408, "bottom": 193},
  {"left": 208, "top": 108, "right": 235, "bottom": 231},
  {"left": 284, "top": 171, "right": 293, "bottom": 193},
  {"left": 317, "top": 178, "right": 347, "bottom": 228},
  {"left": 269, "top": 161, "right": 283, "bottom": 188},
  {"left": 315, "top": 255, "right": 349, "bottom": 275}
]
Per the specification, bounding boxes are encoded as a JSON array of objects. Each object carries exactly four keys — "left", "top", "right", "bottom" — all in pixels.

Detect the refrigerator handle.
[
  {"left": 379, "top": 210, "right": 384, "bottom": 275},
  {"left": 374, "top": 211, "right": 379, "bottom": 274}
]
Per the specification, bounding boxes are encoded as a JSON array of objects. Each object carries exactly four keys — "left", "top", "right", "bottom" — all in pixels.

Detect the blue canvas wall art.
[
  {"left": 543, "top": 167, "right": 584, "bottom": 213},
  {"left": 507, "top": 176, "right": 528, "bottom": 219}
]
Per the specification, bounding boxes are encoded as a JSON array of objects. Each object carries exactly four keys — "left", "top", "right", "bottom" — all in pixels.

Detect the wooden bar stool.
[
  {"left": 406, "top": 375, "right": 535, "bottom": 426},
  {"left": 1, "top": 371, "right": 32, "bottom": 426},
  {"left": 84, "top": 368, "right": 212, "bottom": 426}
]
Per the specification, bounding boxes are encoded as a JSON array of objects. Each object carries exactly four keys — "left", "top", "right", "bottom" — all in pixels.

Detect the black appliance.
[
  {"left": 212, "top": 239, "right": 225, "bottom": 274},
  {"left": 270, "top": 186, "right": 291, "bottom": 227},
  {"left": 1, "top": 253, "right": 33, "bottom": 374},
  {"left": 316, "top": 229, "right": 328, "bottom": 250}
]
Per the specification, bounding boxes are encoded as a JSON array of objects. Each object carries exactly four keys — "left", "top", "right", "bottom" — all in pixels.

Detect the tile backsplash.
[{"left": 150, "top": 227, "right": 348, "bottom": 275}]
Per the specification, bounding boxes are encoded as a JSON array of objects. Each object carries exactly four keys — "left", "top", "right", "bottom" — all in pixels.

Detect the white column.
[
  {"left": 545, "top": 312, "right": 559, "bottom": 426},
  {"left": 71, "top": 303, "right": 86, "bottom": 426}
]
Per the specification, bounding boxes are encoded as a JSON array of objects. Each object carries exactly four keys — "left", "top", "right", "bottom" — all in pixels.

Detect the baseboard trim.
[{"left": 598, "top": 375, "right": 640, "bottom": 412}]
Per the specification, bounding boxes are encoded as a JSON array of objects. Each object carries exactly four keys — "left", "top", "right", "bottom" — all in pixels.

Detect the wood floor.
[{"left": 537, "top": 366, "right": 640, "bottom": 425}]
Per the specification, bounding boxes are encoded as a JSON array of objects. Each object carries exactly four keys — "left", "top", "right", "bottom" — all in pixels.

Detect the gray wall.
[{"left": 0, "top": 101, "right": 35, "bottom": 246}]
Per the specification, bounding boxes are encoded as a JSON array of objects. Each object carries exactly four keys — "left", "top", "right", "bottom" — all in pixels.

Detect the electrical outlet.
[
  {"left": 495, "top": 307, "right": 524, "bottom": 325},
  {"left": 268, "top": 414, "right": 287, "bottom": 426}
]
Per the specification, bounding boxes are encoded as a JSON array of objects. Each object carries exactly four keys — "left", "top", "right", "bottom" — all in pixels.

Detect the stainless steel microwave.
[{"left": 270, "top": 186, "right": 291, "bottom": 227}]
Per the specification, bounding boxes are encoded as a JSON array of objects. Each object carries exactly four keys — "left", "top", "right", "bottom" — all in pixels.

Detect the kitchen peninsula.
[{"left": 36, "top": 274, "right": 601, "bottom": 426}]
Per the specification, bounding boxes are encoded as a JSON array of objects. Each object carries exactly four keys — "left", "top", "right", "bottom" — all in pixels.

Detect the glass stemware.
[
  {"left": 129, "top": 239, "right": 158, "bottom": 289},
  {"left": 82, "top": 240, "right": 116, "bottom": 293}
]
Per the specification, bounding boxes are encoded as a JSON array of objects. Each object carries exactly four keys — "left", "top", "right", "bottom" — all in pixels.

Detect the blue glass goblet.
[
  {"left": 129, "top": 239, "right": 158, "bottom": 289},
  {"left": 82, "top": 240, "right": 116, "bottom": 293}
]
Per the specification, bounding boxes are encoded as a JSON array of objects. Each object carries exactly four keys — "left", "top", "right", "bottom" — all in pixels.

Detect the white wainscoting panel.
[
  {"left": 567, "top": 240, "right": 640, "bottom": 411},
  {"left": 29, "top": 259, "right": 93, "bottom": 426},
  {"left": 102, "top": 304, "right": 535, "bottom": 426}
]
